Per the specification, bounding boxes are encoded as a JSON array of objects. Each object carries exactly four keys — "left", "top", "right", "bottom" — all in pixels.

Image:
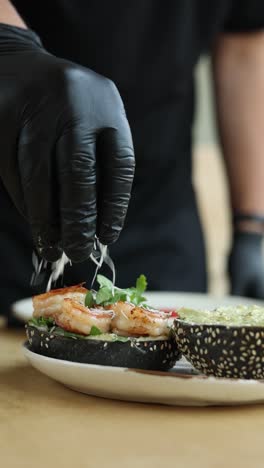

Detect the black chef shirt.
[{"left": 11, "top": 1, "right": 264, "bottom": 171}]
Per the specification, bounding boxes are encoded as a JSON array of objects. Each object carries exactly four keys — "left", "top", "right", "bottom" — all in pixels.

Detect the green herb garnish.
[
  {"left": 90, "top": 326, "right": 102, "bottom": 336},
  {"left": 29, "top": 316, "right": 55, "bottom": 329},
  {"left": 95, "top": 286, "right": 113, "bottom": 305},
  {"left": 85, "top": 290, "right": 95, "bottom": 308},
  {"left": 85, "top": 274, "right": 148, "bottom": 308},
  {"left": 28, "top": 319, "right": 102, "bottom": 339}
]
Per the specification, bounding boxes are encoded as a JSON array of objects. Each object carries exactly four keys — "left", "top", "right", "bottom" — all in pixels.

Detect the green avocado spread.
[{"left": 177, "top": 305, "right": 264, "bottom": 327}]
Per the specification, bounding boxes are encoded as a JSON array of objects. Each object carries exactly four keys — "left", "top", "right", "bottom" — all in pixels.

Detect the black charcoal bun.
[{"left": 26, "top": 325, "right": 181, "bottom": 371}]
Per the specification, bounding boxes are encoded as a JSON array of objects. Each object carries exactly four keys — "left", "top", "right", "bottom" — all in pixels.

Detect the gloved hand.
[
  {"left": 228, "top": 231, "right": 264, "bottom": 299},
  {"left": 0, "top": 24, "right": 135, "bottom": 262}
]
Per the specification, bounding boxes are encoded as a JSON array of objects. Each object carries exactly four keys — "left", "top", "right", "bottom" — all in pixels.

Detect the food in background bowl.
[
  {"left": 174, "top": 306, "right": 264, "bottom": 379},
  {"left": 26, "top": 275, "right": 181, "bottom": 370}
]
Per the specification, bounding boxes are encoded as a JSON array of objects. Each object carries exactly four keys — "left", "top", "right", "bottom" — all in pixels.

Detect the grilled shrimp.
[
  {"left": 109, "top": 302, "right": 171, "bottom": 337},
  {"left": 32, "top": 285, "right": 88, "bottom": 318},
  {"left": 55, "top": 299, "right": 114, "bottom": 335}
]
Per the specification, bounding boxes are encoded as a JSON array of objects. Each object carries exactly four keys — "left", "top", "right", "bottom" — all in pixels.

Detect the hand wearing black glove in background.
[
  {"left": 229, "top": 231, "right": 264, "bottom": 299},
  {"left": 0, "top": 24, "right": 135, "bottom": 263}
]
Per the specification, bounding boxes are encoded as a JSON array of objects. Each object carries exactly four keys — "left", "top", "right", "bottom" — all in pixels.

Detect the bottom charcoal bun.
[{"left": 26, "top": 325, "right": 181, "bottom": 371}]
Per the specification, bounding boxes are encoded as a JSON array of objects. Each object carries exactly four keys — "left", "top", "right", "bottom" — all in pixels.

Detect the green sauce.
[{"left": 178, "top": 305, "right": 264, "bottom": 327}]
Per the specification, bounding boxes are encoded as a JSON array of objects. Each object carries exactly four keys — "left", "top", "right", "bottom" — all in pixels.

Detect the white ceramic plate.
[
  {"left": 13, "top": 292, "right": 263, "bottom": 323},
  {"left": 145, "top": 292, "right": 264, "bottom": 310},
  {"left": 24, "top": 346, "right": 264, "bottom": 406},
  {"left": 12, "top": 297, "right": 33, "bottom": 322}
]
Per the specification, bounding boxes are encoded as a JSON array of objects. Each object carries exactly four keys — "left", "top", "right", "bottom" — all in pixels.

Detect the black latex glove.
[
  {"left": 0, "top": 24, "right": 135, "bottom": 262},
  {"left": 228, "top": 231, "right": 264, "bottom": 299}
]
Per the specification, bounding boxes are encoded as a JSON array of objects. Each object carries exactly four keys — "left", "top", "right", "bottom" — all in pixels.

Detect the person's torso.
[
  {"left": 11, "top": 1, "right": 234, "bottom": 103},
  {"left": 11, "top": 1, "right": 234, "bottom": 171}
]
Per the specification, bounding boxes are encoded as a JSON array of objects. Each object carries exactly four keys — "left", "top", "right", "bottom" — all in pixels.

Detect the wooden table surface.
[{"left": 1, "top": 328, "right": 264, "bottom": 468}]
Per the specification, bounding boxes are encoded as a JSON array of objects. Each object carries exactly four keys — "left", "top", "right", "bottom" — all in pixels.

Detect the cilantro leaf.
[
  {"left": 92, "top": 274, "right": 149, "bottom": 307},
  {"left": 130, "top": 292, "right": 147, "bottom": 306},
  {"left": 96, "top": 286, "right": 113, "bottom": 304},
  {"left": 97, "top": 274, "right": 114, "bottom": 290},
  {"left": 136, "top": 274, "right": 147, "bottom": 294},
  {"left": 29, "top": 317, "right": 40, "bottom": 327},
  {"left": 29, "top": 317, "right": 55, "bottom": 328},
  {"left": 90, "top": 326, "right": 102, "bottom": 336},
  {"left": 113, "top": 291, "right": 127, "bottom": 303},
  {"left": 85, "top": 290, "right": 95, "bottom": 308}
]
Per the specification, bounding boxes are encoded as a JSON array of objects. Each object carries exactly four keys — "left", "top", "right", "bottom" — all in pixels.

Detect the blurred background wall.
[{"left": 193, "top": 58, "right": 231, "bottom": 295}]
